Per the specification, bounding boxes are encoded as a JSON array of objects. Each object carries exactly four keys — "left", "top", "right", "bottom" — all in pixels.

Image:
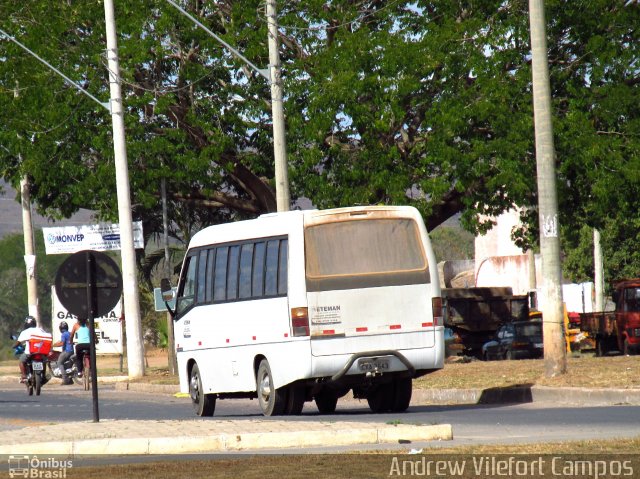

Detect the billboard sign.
[{"left": 43, "top": 221, "right": 144, "bottom": 255}]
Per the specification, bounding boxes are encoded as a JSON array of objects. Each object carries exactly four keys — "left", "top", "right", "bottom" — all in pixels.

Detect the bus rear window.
[{"left": 304, "top": 218, "right": 429, "bottom": 291}]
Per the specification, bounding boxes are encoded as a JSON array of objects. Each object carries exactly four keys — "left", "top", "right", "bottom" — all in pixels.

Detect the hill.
[{"left": 0, "top": 179, "right": 95, "bottom": 239}]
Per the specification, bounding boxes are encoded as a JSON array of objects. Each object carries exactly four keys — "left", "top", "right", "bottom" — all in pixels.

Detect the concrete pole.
[
  {"left": 161, "top": 176, "right": 177, "bottom": 375},
  {"left": 20, "top": 175, "right": 40, "bottom": 325},
  {"left": 266, "top": 0, "right": 290, "bottom": 212},
  {"left": 594, "top": 229, "right": 604, "bottom": 312},
  {"left": 529, "top": 0, "right": 567, "bottom": 377},
  {"left": 103, "top": 0, "right": 145, "bottom": 378}
]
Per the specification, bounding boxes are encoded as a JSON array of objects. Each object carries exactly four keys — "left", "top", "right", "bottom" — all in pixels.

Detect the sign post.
[{"left": 54, "top": 250, "right": 123, "bottom": 422}]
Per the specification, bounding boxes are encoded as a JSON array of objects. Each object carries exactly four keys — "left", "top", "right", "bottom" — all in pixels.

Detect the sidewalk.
[
  {"left": 0, "top": 416, "right": 453, "bottom": 455},
  {"left": 2, "top": 374, "right": 640, "bottom": 456}
]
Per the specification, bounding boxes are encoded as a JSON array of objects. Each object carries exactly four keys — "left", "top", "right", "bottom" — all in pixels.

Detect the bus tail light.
[
  {"left": 432, "top": 296, "right": 444, "bottom": 326},
  {"left": 291, "top": 307, "right": 310, "bottom": 337}
]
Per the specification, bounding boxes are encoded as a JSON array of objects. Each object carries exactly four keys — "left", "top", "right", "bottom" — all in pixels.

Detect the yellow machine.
[{"left": 529, "top": 306, "right": 594, "bottom": 352}]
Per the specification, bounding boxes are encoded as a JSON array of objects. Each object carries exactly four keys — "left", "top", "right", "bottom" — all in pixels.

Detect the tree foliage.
[
  {"left": 0, "top": 231, "right": 65, "bottom": 359},
  {"left": 430, "top": 225, "right": 474, "bottom": 262},
  {"left": 0, "top": 1, "right": 638, "bottom": 286}
]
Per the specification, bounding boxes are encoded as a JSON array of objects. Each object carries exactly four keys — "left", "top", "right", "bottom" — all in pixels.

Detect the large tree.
[
  {"left": 0, "top": 1, "right": 277, "bottom": 239},
  {"left": 0, "top": 1, "right": 638, "bottom": 284}
]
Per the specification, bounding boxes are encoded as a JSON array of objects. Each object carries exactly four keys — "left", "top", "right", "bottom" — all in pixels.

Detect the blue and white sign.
[{"left": 43, "top": 221, "right": 144, "bottom": 255}]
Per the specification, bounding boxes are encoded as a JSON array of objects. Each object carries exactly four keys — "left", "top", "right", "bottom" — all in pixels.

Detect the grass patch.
[
  {"left": 416, "top": 355, "right": 640, "bottom": 390},
  {"left": 64, "top": 437, "right": 640, "bottom": 479}
]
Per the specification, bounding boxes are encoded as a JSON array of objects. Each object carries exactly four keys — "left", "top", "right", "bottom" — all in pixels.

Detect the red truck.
[{"left": 580, "top": 279, "right": 640, "bottom": 356}]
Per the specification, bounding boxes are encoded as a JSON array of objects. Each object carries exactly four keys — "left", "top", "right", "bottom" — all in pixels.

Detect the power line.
[{"left": 0, "top": 27, "right": 110, "bottom": 112}]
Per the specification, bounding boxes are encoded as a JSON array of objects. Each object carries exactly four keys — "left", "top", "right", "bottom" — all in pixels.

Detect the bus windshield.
[{"left": 304, "top": 218, "right": 429, "bottom": 292}]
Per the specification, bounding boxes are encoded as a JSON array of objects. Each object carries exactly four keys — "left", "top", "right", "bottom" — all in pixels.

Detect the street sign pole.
[
  {"left": 55, "top": 250, "right": 123, "bottom": 424},
  {"left": 85, "top": 252, "right": 100, "bottom": 422}
]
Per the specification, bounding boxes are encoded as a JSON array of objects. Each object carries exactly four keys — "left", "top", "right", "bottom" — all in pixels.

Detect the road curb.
[
  {"left": 1, "top": 423, "right": 453, "bottom": 456},
  {"left": 114, "top": 381, "right": 178, "bottom": 394},
  {"left": 531, "top": 386, "right": 640, "bottom": 406},
  {"left": 112, "top": 382, "right": 640, "bottom": 406}
]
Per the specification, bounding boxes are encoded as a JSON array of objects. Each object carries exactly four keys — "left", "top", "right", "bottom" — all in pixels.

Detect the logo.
[
  {"left": 46, "top": 233, "right": 85, "bottom": 245},
  {"left": 101, "top": 233, "right": 120, "bottom": 241},
  {"left": 8, "top": 455, "right": 72, "bottom": 478}
]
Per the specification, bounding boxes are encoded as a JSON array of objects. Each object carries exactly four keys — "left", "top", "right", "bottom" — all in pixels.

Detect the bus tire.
[
  {"left": 315, "top": 392, "right": 338, "bottom": 414},
  {"left": 392, "top": 377, "right": 412, "bottom": 412},
  {"left": 367, "top": 385, "right": 394, "bottom": 413},
  {"left": 257, "top": 360, "right": 286, "bottom": 416},
  {"left": 285, "top": 382, "right": 305, "bottom": 415},
  {"left": 190, "top": 363, "right": 215, "bottom": 417}
]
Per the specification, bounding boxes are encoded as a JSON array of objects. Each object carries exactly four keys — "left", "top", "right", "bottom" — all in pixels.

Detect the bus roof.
[{"left": 188, "top": 205, "right": 422, "bottom": 249}]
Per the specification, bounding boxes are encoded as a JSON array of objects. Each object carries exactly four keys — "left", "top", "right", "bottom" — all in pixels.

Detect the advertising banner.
[
  {"left": 42, "top": 221, "right": 144, "bottom": 255},
  {"left": 51, "top": 286, "right": 123, "bottom": 355}
]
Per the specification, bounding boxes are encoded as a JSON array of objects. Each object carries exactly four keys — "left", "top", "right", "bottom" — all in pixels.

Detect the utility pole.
[
  {"left": 164, "top": 0, "right": 290, "bottom": 211},
  {"left": 529, "top": 0, "right": 567, "bottom": 377},
  {"left": 594, "top": 229, "right": 604, "bottom": 311},
  {"left": 20, "top": 174, "right": 40, "bottom": 325},
  {"left": 103, "top": 0, "right": 145, "bottom": 378},
  {"left": 161, "top": 176, "right": 177, "bottom": 375},
  {"left": 266, "top": 0, "right": 290, "bottom": 212}
]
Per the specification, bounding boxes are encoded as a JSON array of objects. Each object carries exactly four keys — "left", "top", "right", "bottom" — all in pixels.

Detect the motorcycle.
[
  {"left": 48, "top": 350, "right": 81, "bottom": 385},
  {"left": 11, "top": 334, "right": 52, "bottom": 396}
]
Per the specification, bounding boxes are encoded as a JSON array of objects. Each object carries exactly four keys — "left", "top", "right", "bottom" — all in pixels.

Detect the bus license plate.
[
  {"left": 357, "top": 357, "right": 390, "bottom": 372},
  {"left": 32, "top": 362, "right": 44, "bottom": 371}
]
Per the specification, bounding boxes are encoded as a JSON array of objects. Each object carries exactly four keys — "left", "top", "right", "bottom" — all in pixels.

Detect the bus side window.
[
  {"left": 205, "top": 248, "right": 216, "bottom": 303},
  {"left": 265, "top": 240, "right": 280, "bottom": 296},
  {"left": 252, "top": 242, "right": 266, "bottom": 297},
  {"left": 239, "top": 243, "right": 254, "bottom": 299},
  {"left": 177, "top": 255, "right": 197, "bottom": 316},
  {"left": 227, "top": 245, "right": 240, "bottom": 301},
  {"left": 196, "top": 249, "right": 208, "bottom": 304},
  {"left": 278, "top": 239, "right": 288, "bottom": 296},
  {"left": 214, "top": 247, "right": 229, "bottom": 302}
]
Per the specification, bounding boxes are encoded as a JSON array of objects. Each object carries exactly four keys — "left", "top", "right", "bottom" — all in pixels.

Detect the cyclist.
[
  {"left": 71, "top": 317, "right": 91, "bottom": 378},
  {"left": 52, "top": 321, "right": 74, "bottom": 385},
  {"left": 14, "top": 316, "right": 53, "bottom": 384}
]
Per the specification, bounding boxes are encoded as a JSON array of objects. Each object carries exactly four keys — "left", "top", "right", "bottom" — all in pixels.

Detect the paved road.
[{"left": 2, "top": 382, "right": 639, "bottom": 448}]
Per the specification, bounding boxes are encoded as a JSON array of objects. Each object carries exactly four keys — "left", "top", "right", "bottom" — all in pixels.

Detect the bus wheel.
[
  {"left": 391, "top": 377, "right": 412, "bottom": 412},
  {"left": 257, "top": 360, "right": 286, "bottom": 416},
  {"left": 190, "top": 363, "right": 215, "bottom": 417},
  {"left": 314, "top": 392, "right": 338, "bottom": 414},
  {"left": 285, "top": 382, "right": 305, "bottom": 415},
  {"left": 367, "top": 385, "right": 394, "bottom": 413}
]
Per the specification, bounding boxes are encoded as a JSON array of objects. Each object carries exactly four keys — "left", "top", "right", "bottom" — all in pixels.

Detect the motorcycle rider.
[
  {"left": 14, "top": 316, "right": 53, "bottom": 384},
  {"left": 71, "top": 317, "right": 91, "bottom": 377},
  {"left": 52, "top": 321, "right": 74, "bottom": 385}
]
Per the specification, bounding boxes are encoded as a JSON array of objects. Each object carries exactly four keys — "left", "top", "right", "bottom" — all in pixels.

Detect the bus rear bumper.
[{"left": 310, "top": 344, "right": 444, "bottom": 381}]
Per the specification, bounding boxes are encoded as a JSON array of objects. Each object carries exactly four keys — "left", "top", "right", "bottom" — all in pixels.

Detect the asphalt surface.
[{"left": 1, "top": 374, "right": 639, "bottom": 456}]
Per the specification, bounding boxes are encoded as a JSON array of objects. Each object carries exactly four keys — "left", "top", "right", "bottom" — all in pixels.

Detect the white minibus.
[{"left": 163, "top": 205, "right": 444, "bottom": 416}]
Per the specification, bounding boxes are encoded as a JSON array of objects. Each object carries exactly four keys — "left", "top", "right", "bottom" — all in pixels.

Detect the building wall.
[
  {"left": 475, "top": 254, "right": 542, "bottom": 296},
  {"left": 474, "top": 209, "right": 524, "bottom": 261}
]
